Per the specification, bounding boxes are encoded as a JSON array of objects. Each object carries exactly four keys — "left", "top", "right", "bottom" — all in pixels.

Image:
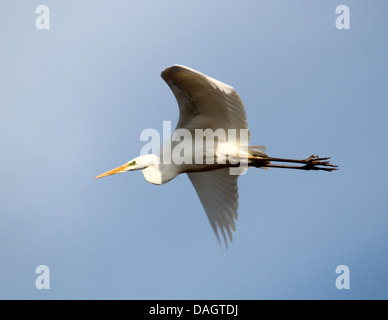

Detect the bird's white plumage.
[
  {"left": 161, "top": 65, "right": 252, "bottom": 246},
  {"left": 187, "top": 168, "right": 239, "bottom": 248},
  {"left": 96, "top": 64, "right": 337, "bottom": 248},
  {"left": 161, "top": 65, "right": 251, "bottom": 139}
]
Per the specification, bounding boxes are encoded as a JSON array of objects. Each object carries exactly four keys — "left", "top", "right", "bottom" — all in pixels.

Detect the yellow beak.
[{"left": 94, "top": 163, "right": 129, "bottom": 179}]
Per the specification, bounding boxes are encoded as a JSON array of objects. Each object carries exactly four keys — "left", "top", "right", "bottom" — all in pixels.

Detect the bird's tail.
[
  {"left": 248, "top": 145, "right": 270, "bottom": 169},
  {"left": 248, "top": 145, "right": 268, "bottom": 157}
]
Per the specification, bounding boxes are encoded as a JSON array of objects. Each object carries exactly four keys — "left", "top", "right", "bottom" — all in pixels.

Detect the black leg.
[{"left": 250, "top": 154, "right": 338, "bottom": 172}]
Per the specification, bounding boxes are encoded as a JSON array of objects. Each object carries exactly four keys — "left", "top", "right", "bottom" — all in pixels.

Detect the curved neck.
[
  {"left": 140, "top": 156, "right": 178, "bottom": 185},
  {"left": 142, "top": 163, "right": 179, "bottom": 185}
]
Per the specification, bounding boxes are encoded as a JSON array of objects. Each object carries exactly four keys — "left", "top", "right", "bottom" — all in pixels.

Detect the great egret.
[{"left": 95, "top": 65, "right": 337, "bottom": 247}]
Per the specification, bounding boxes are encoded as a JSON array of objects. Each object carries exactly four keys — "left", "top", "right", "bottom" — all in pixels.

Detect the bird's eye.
[{"left": 131, "top": 161, "right": 136, "bottom": 165}]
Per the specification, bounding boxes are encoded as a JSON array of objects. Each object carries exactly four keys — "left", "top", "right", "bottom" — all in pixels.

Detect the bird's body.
[{"left": 96, "top": 65, "right": 337, "bottom": 247}]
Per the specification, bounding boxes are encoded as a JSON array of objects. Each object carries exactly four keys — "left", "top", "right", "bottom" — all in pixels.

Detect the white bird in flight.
[{"left": 95, "top": 65, "right": 337, "bottom": 247}]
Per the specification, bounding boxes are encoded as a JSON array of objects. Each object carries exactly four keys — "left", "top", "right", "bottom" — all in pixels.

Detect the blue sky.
[{"left": 1, "top": 0, "right": 387, "bottom": 299}]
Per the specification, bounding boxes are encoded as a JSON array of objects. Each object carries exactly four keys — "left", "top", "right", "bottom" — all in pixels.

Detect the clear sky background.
[{"left": 1, "top": 1, "right": 387, "bottom": 300}]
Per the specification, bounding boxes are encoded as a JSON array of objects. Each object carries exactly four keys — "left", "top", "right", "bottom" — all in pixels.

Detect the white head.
[{"left": 95, "top": 154, "right": 172, "bottom": 185}]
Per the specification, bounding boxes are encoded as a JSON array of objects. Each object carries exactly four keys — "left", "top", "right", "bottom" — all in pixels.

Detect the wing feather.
[
  {"left": 187, "top": 168, "right": 239, "bottom": 248},
  {"left": 161, "top": 65, "right": 250, "bottom": 247},
  {"left": 161, "top": 65, "right": 251, "bottom": 141}
]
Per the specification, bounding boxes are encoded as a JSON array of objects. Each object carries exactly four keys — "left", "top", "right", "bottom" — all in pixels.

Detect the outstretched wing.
[
  {"left": 187, "top": 168, "right": 239, "bottom": 248},
  {"left": 161, "top": 65, "right": 250, "bottom": 141}
]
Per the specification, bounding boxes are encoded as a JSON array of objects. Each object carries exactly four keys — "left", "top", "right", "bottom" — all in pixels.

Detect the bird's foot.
[{"left": 303, "top": 155, "right": 338, "bottom": 171}]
